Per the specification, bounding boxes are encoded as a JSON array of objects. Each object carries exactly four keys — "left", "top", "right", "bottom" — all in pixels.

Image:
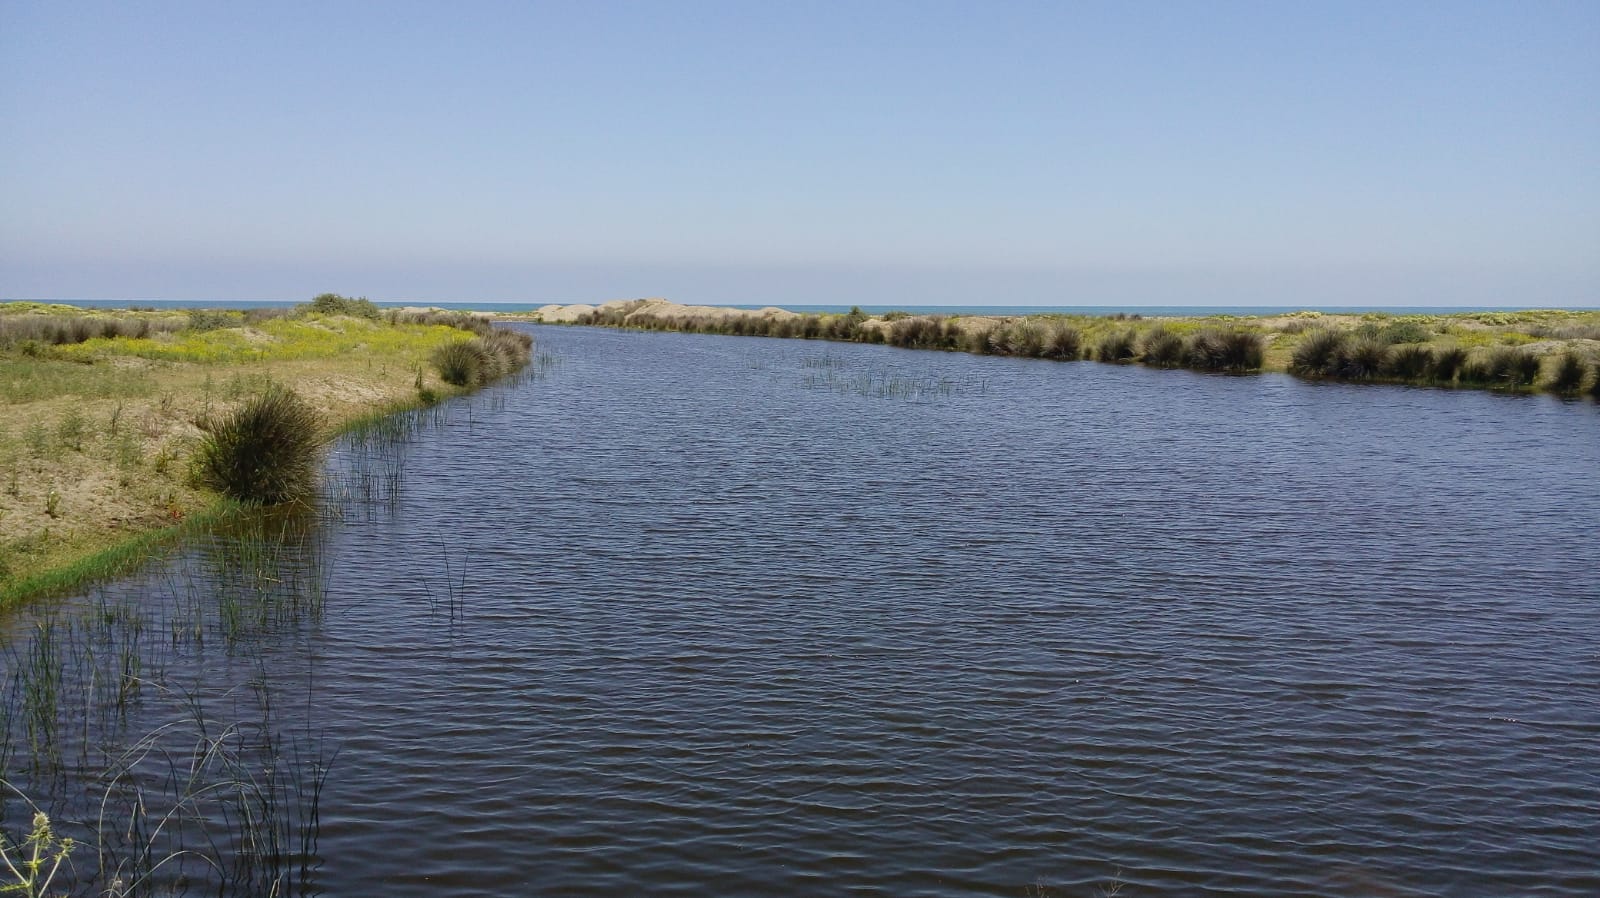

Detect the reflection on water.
[{"left": 5, "top": 325, "right": 1600, "bottom": 896}]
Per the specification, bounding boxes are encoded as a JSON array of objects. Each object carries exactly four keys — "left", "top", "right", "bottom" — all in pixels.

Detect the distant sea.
[{"left": 8, "top": 299, "right": 1596, "bottom": 317}]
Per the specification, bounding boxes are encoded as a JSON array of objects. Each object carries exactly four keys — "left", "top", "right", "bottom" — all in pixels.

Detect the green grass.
[{"left": 0, "top": 503, "right": 236, "bottom": 611}]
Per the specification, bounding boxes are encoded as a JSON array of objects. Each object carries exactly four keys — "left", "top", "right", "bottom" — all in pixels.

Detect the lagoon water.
[{"left": 8, "top": 324, "right": 1600, "bottom": 895}]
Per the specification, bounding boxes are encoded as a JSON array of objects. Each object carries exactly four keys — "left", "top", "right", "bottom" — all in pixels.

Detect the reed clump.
[{"left": 193, "top": 387, "right": 327, "bottom": 505}]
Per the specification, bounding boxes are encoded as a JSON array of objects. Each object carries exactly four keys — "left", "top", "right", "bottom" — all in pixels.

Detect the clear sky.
[{"left": 2, "top": 1, "right": 1597, "bottom": 307}]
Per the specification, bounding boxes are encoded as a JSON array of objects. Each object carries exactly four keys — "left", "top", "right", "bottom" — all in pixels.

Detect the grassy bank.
[
  {"left": 0, "top": 297, "right": 532, "bottom": 608},
  {"left": 521, "top": 299, "right": 1600, "bottom": 396}
]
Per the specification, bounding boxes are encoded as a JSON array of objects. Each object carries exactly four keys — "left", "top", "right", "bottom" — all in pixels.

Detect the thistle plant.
[{"left": 0, "top": 811, "right": 75, "bottom": 898}]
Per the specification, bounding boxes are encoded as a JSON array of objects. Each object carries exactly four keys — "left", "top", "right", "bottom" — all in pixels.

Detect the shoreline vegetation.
[
  {"left": 0, "top": 295, "right": 533, "bottom": 609},
  {"left": 514, "top": 298, "right": 1600, "bottom": 398}
]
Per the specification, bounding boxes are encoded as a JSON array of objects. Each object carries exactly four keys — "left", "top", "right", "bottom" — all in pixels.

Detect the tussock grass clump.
[
  {"left": 1138, "top": 328, "right": 1184, "bottom": 367},
  {"left": 1430, "top": 346, "right": 1466, "bottom": 383},
  {"left": 1096, "top": 330, "right": 1137, "bottom": 363},
  {"left": 1289, "top": 328, "right": 1345, "bottom": 376},
  {"left": 1459, "top": 347, "right": 1540, "bottom": 389},
  {"left": 194, "top": 387, "right": 326, "bottom": 505},
  {"left": 1547, "top": 351, "right": 1586, "bottom": 394},
  {"left": 1043, "top": 322, "right": 1082, "bottom": 360},
  {"left": 431, "top": 329, "right": 534, "bottom": 386},
  {"left": 432, "top": 339, "right": 491, "bottom": 386},
  {"left": 1337, "top": 337, "right": 1391, "bottom": 380},
  {"left": 1183, "top": 329, "right": 1264, "bottom": 372},
  {"left": 1383, "top": 344, "right": 1434, "bottom": 380},
  {"left": 888, "top": 316, "right": 954, "bottom": 350},
  {"left": 1590, "top": 361, "right": 1600, "bottom": 399}
]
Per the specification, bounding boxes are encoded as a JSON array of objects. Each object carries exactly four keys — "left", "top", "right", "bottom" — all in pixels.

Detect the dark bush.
[
  {"left": 1335, "top": 337, "right": 1391, "bottom": 380},
  {"left": 1547, "top": 352, "right": 1586, "bottom": 394},
  {"left": 1383, "top": 344, "right": 1434, "bottom": 380},
  {"left": 1508, "top": 348, "right": 1542, "bottom": 386},
  {"left": 194, "top": 387, "right": 326, "bottom": 505},
  {"left": 1184, "top": 329, "right": 1264, "bottom": 372},
  {"left": 1430, "top": 347, "right": 1466, "bottom": 382}
]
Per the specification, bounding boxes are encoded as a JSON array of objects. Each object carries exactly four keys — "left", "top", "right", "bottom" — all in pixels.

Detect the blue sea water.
[{"left": 7, "top": 297, "right": 1596, "bottom": 316}]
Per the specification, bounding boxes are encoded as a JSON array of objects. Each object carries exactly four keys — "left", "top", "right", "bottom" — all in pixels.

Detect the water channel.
[{"left": 5, "top": 324, "right": 1598, "bottom": 896}]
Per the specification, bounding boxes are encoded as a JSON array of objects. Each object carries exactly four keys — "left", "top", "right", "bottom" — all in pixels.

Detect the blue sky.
[{"left": 2, "top": 1, "right": 1597, "bottom": 307}]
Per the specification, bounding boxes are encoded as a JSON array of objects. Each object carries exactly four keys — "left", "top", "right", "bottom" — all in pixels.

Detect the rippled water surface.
[{"left": 11, "top": 325, "right": 1600, "bottom": 896}]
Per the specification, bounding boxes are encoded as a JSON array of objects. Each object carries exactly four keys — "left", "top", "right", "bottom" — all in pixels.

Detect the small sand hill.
[
  {"left": 533, "top": 298, "right": 801, "bottom": 326},
  {"left": 534, "top": 303, "right": 597, "bottom": 323}
]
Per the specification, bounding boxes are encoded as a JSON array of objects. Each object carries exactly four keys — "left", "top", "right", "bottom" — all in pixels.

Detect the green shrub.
[
  {"left": 1378, "top": 319, "right": 1432, "bottom": 344},
  {"left": 1590, "top": 361, "right": 1600, "bottom": 399},
  {"left": 56, "top": 410, "right": 88, "bottom": 452},
  {"left": 194, "top": 387, "right": 326, "bottom": 505},
  {"left": 302, "top": 293, "right": 381, "bottom": 319},
  {"left": 185, "top": 309, "right": 240, "bottom": 332}
]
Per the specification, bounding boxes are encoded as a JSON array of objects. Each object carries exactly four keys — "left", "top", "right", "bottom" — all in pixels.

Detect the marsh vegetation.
[
  {"left": 540, "top": 300, "right": 1600, "bottom": 397},
  {"left": 0, "top": 299, "right": 534, "bottom": 608}
]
